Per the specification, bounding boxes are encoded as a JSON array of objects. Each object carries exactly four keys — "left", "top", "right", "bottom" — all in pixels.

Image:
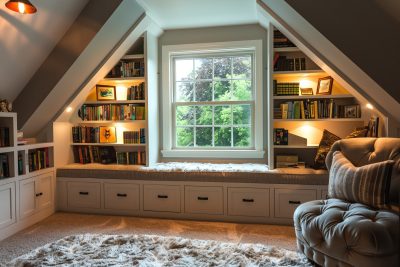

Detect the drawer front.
[
  {"left": 228, "top": 187, "right": 269, "bottom": 217},
  {"left": 67, "top": 182, "right": 101, "bottom": 209},
  {"left": 104, "top": 183, "right": 139, "bottom": 211},
  {"left": 185, "top": 186, "right": 223, "bottom": 215},
  {"left": 143, "top": 185, "right": 181, "bottom": 213},
  {"left": 274, "top": 189, "right": 317, "bottom": 218}
]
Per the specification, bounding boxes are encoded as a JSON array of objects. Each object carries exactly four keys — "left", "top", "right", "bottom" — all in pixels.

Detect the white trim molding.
[{"left": 162, "top": 40, "right": 264, "bottom": 159}]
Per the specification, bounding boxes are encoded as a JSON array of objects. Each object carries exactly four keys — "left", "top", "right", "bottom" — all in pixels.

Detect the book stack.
[
  {"left": 276, "top": 100, "right": 361, "bottom": 119},
  {"left": 273, "top": 128, "right": 288, "bottom": 145},
  {"left": 273, "top": 30, "right": 295, "bottom": 48},
  {"left": 123, "top": 128, "right": 145, "bottom": 144},
  {"left": 127, "top": 82, "right": 145, "bottom": 100},
  {"left": 28, "top": 148, "right": 50, "bottom": 172},
  {"left": 73, "top": 146, "right": 119, "bottom": 164},
  {"left": 0, "top": 127, "right": 10, "bottom": 147},
  {"left": 0, "top": 153, "right": 9, "bottom": 178},
  {"left": 116, "top": 151, "right": 146, "bottom": 165},
  {"left": 18, "top": 153, "right": 23, "bottom": 175},
  {"left": 273, "top": 81, "right": 299, "bottom": 96},
  {"left": 79, "top": 104, "right": 145, "bottom": 121},
  {"left": 274, "top": 55, "right": 306, "bottom": 71},
  {"left": 106, "top": 59, "right": 145, "bottom": 78},
  {"left": 72, "top": 126, "right": 100, "bottom": 143}
]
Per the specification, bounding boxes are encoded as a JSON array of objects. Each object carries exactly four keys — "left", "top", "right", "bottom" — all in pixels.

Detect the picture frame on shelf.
[
  {"left": 99, "top": 126, "right": 117, "bottom": 143},
  {"left": 344, "top": 105, "right": 358, "bottom": 118},
  {"left": 96, "top": 85, "right": 116, "bottom": 101},
  {"left": 316, "top": 76, "right": 333, "bottom": 95},
  {"left": 300, "top": 88, "right": 313, "bottom": 95}
]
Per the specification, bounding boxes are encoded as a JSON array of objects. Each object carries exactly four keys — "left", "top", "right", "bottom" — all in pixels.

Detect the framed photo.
[
  {"left": 96, "top": 85, "right": 116, "bottom": 101},
  {"left": 300, "top": 88, "right": 313, "bottom": 95},
  {"left": 316, "top": 76, "right": 333, "bottom": 95},
  {"left": 99, "top": 126, "right": 117, "bottom": 143},
  {"left": 344, "top": 105, "right": 358, "bottom": 118}
]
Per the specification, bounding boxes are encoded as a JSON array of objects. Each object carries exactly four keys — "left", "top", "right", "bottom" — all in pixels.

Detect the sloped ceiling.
[{"left": 0, "top": 0, "right": 89, "bottom": 101}]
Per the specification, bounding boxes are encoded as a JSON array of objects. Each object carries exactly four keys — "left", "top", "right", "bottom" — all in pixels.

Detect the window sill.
[{"left": 161, "top": 149, "right": 265, "bottom": 159}]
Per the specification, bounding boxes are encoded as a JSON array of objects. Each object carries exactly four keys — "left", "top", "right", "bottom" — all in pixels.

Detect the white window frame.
[{"left": 161, "top": 40, "right": 264, "bottom": 158}]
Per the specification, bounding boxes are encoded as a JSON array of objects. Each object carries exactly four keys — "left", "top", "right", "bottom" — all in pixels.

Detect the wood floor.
[{"left": 0, "top": 212, "right": 297, "bottom": 264}]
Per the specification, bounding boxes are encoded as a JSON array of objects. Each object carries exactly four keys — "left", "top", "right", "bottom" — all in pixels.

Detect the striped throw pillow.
[{"left": 328, "top": 151, "right": 394, "bottom": 209}]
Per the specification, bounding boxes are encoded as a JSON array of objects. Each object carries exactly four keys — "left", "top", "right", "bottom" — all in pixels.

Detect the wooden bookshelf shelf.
[
  {"left": 83, "top": 100, "right": 146, "bottom": 105},
  {"left": 274, "top": 145, "right": 318, "bottom": 149},
  {"left": 273, "top": 94, "right": 353, "bottom": 100},
  {"left": 102, "top": 77, "right": 145, "bottom": 82},
  {"left": 71, "top": 143, "right": 145, "bottom": 147},
  {"left": 274, "top": 118, "right": 363, "bottom": 122},
  {"left": 273, "top": 70, "right": 325, "bottom": 77},
  {"left": 121, "top": 54, "right": 144, "bottom": 60},
  {"left": 274, "top": 47, "right": 300, "bottom": 52},
  {"left": 78, "top": 120, "right": 146, "bottom": 124}
]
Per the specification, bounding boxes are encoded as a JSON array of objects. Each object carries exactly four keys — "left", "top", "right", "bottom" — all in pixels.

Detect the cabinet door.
[
  {"left": 19, "top": 177, "right": 37, "bottom": 219},
  {"left": 0, "top": 182, "right": 16, "bottom": 229},
  {"left": 36, "top": 172, "right": 53, "bottom": 210},
  {"left": 104, "top": 183, "right": 139, "bottom": 211}
]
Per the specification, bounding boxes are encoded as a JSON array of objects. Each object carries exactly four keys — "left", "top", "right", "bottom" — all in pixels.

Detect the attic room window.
[{"left": 162, "top": 41, "right": 264, "bottom": 158}]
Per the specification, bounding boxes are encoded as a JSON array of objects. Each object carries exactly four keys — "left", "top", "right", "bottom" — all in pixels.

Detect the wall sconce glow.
[
  {"left": 5, "top": 0, "right": 37, "bottom": 14},
  {"left": 116, "top": 85, "right": 128, "bottom": 101},
  {"left": 299, "top": 79, "right": 312, "bottom": 88},
  {"left": 366, "top": 103, "right": 374, "bottom": 110},
  {"left": 65, "top": 107, "right": 73, "bottom": 113}
]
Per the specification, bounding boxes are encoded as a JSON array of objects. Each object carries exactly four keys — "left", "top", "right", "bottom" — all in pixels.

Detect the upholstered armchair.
[{"left": 294, "top": 138, "right": 399, "bottom": 267}]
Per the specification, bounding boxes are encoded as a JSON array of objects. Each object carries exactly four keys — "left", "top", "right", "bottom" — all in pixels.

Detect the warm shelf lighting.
[
  {"left": 65, "top": 107, "right": 73, "bottom": 113},
  {"left": 366, "top": 103, "right": 374, "bottom": 110},
  {"left": 5, "top": 0, "right": 37, "bottom": 14}
]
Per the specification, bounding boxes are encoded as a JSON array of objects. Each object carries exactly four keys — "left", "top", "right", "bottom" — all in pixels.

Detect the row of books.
[
  {"left": 276, "top": 100, "right": 361, "bottom": 119},
  {"left": 127, "top": 83, "right": 145, "bottom": 100},
  {"left": 0, "top": 153, "right": 9, "bottom": 178},
  {"left": 79, "top": 104, "right": 145, "bottom": 121},
  {"left": 29, "top": 148, "right": 51, "bottom": 172},
  {"left": 72, "top": 126, "right": 102, "bottom": 143},
  {"left": 273, "top": 81, "right": 300, "bottom": 96},
  {"left": 274, "top": 55, "right": 306, "bottom": 71},
  {"left": 123, "top": 129, "right": 145, "bottom": 144},
  {"left": 0, "top": 127, "right": 10, "bottom": 147},
  {"left": 116, "top": 151, "right": 146, "bottom": 165},
  {"left": 273, "top": 30, "right": 295, "bottom": 48},
  {"left": 106, "top": 59, "right": 145, "bottom": 78},
  {"left": 273, "top": 128, "right": 288, "bottom": 145}
]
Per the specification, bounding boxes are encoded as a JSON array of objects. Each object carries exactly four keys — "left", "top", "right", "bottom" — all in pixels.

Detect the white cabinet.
[
  {"left": 274, "top": 188, "right": 317, "bottom": 218},
  {"left": 19, "top": 172, "right": 54, "bottom": 219},
  {"left": 228, "top": 187, "right": 269, "bottom": 217},
  {"left": 0, "top": 182, "right": 16, "bottom": 229},
  {"left": 104, "top": 183, "right": 139, "bottom": 211},
  {"left": 143, "top": 184, "right": 181, "bottom": 213},
  {"left": 185, "top": 186, "right": 223, "bottom": 215},
  {"left": 67, "top": 182, "right": 101, "bottom": 209}
]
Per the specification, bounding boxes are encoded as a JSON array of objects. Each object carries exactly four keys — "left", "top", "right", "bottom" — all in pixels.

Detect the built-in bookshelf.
[{"left": 270, "top": 28, "right": 366, "bottom": 169}]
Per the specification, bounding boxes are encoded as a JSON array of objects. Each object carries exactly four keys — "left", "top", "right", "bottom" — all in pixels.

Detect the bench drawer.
[
  {"left": 185, "top": 186, "right": 223, "bottom": 215},
  {"left": 274, "top": 188, "right": 317, "bottom": 218},
  {"left": 67, "top": 182, "right": 101, "bottom": 209},
  {"left": 143, "top": 185, "right": 181, "bottom": 213},
  {"left": 228, "top": 187, "right": 269, "bottom": 217},
  {"left": 104, "top": 183, "right": 139, "bottom": 211}
]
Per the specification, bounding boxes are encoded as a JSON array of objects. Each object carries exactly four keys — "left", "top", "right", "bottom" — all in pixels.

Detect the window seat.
[{"left": 56, "top": 163, "right": 328, "bottom": 185}]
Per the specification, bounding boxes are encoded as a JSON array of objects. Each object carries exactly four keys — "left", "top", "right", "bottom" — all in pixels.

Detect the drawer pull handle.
[
  {"left": 157, "top": 195, "right": 168, "bottom": 199},
  {"left": 117, "top": 193, "right": 127, "bottom": 197},
  {"left": 242, "top": 198, "right": 254, "bottom": 202},
  {"left": 197, "top": 196, "right": 208, "bottom": 201},
  {"left": 79, "top": 192, "right": 89, "bottom": 195},
  {"left": 289, "top": 200, "right": 301, "bottom": 204},
  {"left": 35, "top": 192, "right": 43, "bottom": 197}
]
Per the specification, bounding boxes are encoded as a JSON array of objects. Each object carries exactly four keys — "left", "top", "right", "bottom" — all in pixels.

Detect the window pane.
[
  {"left": 233, "top": 56, "right": 251, "bottom": 79},
  {"left": 195, "top": 58, "right": 212, "bottom": 79},
  {"left": 232, "top": 80, "right": 251, "bottom": 101},
  {"left": 196, "top": 127, "right": 212, "bottom": 146},
  {"left": 214, "top": 80, "right": 231, "bottom": 101},
  {"left": 214, "top": 127, "right": 231, "bottom": 147},
  {"left": 233, "top": 127, "right": 251, "bottom": 147},
  {"left": 195, "top": 106, "right": 212, "bottom": 125},
  {"left": 195, "top": 81, "right": 212, "bottom": 102},
  {"left": 214, "top": 105, "right": 231, "bottom": 125},
  {"left": 233, "top": 105, "right": 251, "bottom": 125},
  {"left": 176, "top": 106, "right": 194, "bottom": 126},
  {"left": 176, "top": 82, "right": 194, "bottom": 102},
  {"left": 175, "top": 59, "right": 193, "bottom": 81},
  {"left": 214, "top": 57, "right": 231, "bottom": 79},
  {"left": 176, "top": 127, "right": 194, "bottom": 147}
]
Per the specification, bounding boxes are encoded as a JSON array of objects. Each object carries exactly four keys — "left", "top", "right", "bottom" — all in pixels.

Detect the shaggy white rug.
[
  {"left": 8, "top": 234, "right": 310, "bottom": 267},
  {"left": 144, "top": 162, "right": 270, "bottom": 172}
]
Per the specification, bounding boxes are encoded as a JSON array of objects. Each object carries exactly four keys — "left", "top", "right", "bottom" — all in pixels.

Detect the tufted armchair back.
[{"left": 326, "top": 138, "right": 400, "bottom": 205}]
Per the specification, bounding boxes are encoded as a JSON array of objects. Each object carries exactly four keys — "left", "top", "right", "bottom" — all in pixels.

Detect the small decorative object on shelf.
[
  {"left": 316, "top": 76, "right": 333, "bottom": 95},
  {"left": 344, "top": 105, "right": 360, "bottom": 118},
  {"left": 276, "top": 155, "right": 298, "bottom": 168},
  {"left": 96, "top": 85, "right": 116, "bottom": 101},
  {"left": 273, "top": 128, "right": 288, "bottom": 145},
  {"left": 99, "top": 126, "right": 116, "bottom": 143},
  {"left": 367, "top": 116, "right": 379, "bottom": 137},
  {"left": 300, "top": 88, "right": 313, "bottom": 95},
  {"left": 0, "top": 99, "right": 12, "bottom": 112}
]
